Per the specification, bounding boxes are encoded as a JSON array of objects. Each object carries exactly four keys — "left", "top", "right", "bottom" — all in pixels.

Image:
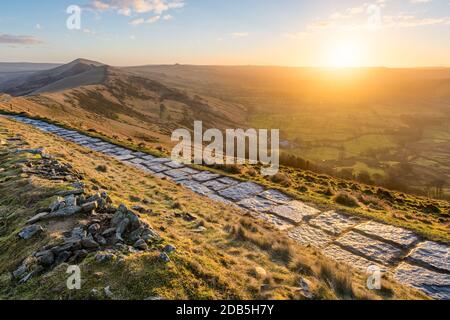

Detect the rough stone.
[
  {"left": 160, "top": 252, "right": 171, "bottom": 263},
  {"left": 81, "top": 238, "right": 100, "bottom": 249},
  {"left": 133, "top": 239, "right": 148, "bottom": 251},
  {"left": 259, "top": 189, "right": 292, "bottom": 204},
  {"left": 309, "top": 211, "right": 362, "bottom": 235},
  {"left": 88, "top": 223, "right": 101, "bottom": 234},
  {"left": 270, "top": 201, "right": 320, "bottom": 224},
  {"left": 95, "top": 252, "right": 115, "bottom": 263},
  {"left": 218, "top": 182, "right": 265, "bottom": 202},
  {"left": 35, "top": 250, "right": 55, "bottom": 266},
  {"left": 323, "top": 245, "right": 386, "bottom": 273},
  {"left": 18, "top": 225, "right": 44, "bottom": 240},
  {"left": 192, "top": 172, "right": 221, "bottom": 182},
  {"left": 81, "top": 201, "right": 98, "bottom": 213},
  {"left": 394, "top": 263, "right": 450, "bottom": 300},
  {"left": 163, "top": 244, "right": 176, "bottom": 253},
  {"left": 354, "top": 221, "right": 419, "bottom": 247},
  {"left": 202, "top": 180, "right": 229, "bottom": 191},
  {"left": 237, "top": 197, "right": 276, "bottom": 213},
  {"left": 335, "top": 231, "right": 403, "bottom": 266},
  {"left": 27, "top": 212, "right": 50, "bottom": 224},
  {"left": 178, "top": 180, "right": 213, "bottom": 196},
  {"left": 408, "top": 241, "right": 450, "bottom": 272},
  {"left": 165, "top": 169, "right": 190, "bottom": 180},
  {"left": 288, "top": 224, "right": 333, "bottom": 248},
  {"left": 55, "top": 251, "right": 71, "bottom": 264}
]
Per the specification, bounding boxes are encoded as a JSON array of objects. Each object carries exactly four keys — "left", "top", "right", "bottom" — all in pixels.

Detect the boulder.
[
  {"left": 159, "top": 252, "right": 171, "bottom": 263},
  {"left": 88, "top": 223, "right": 101, "bottom": 234},
  {"left": 133, "top": 239, "right": 148, "bottom": 251},
  {"left": 64, "top": 194, "right": 77, "bottom": 207},
  {"left": 55, "top": 251, "right": 71, "bottom": 265},
  {"left": 18, "top": 225, "right": 44, "bottom": 240},
  {"left": 95, "top": 252, "right": 115, "bottom": 263},
  {"left": 49, "top": 197, "right": 64, "bottom": 212},
  {"left": 163, "top": 244, "right": 176, "bottom": 253},
  {"left": 81, "top": 238, "right": 100, "bottom": 249},
  {"left": 115, "top": 218, "right": 130, "bottom": 242},
  {"left": 35, "top": 250, "right": 54, "bottom": 266},
  {"left": 81, "top": 201, "right": 98, "bottom": 213},
  {"left": 27, "top": 212, "right": 49, "bottom": 224}
]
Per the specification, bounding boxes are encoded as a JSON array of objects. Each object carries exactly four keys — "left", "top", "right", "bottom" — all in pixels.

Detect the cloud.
[
  {"left": 231, "top": 32, "right": 249, "bottom": 38},
  {"left": 90, "top": 0, "right": 185, "bottom": 15},
  {"left": 0, "top": 34, "right": 43, "bottom": 45},
  {"left": 410, "top": 0, "right": 432, "bottom": 3},
  {"left": 89, "top": 0, "right": 183, "bottom": 26},
  {"left": 130, "top": 15, "right": 161, "bottom": 25}
]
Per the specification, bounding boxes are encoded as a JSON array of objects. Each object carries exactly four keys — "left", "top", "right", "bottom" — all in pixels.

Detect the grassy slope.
[
  {"left": 1, "top": 99, "right": 448, "bottom": 244},
  {"left": 0, "top": 118, "right": 425, "bottom": 300}
]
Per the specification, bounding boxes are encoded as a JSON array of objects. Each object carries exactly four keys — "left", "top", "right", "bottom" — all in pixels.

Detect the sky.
[{"left": 0, "top": 0, "right": 449, "bottom": 67}]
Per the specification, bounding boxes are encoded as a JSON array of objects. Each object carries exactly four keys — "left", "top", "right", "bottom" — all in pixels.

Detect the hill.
[
  {"left": 0, "top": 59, "right": 246, "bottom": 147},
  {"left": 0, "top": 115, "right": 428, "bottom": 300},
  {"left": 124, "top": 65, "right": 450, "bottom": 198}
]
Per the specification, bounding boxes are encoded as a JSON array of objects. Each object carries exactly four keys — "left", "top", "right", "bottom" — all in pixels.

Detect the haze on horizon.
[{"left": 0, "top": 0, "right": 450, "bottom": 68}]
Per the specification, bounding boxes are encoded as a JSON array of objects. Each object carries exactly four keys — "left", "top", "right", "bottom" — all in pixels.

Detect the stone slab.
[
  {"left": 249, "top": 211, "right": 294, "bottom": 231},
  {"left": 310, "top": 211, "right": 363, "bottom": 235},
  {"left": 324, "top": 245, "right": 386, "bottom": 273},
  {"left": 148, "top": 158, "right": 172, "bottom": 164},
  {"left": 259, "top": 189, "right": 292, "bottom": 204},
  {"left": 165, "top": 169, "right": 190, "bottom": 180},
  {"left": 289, "top": 224, "right": 333, "bottom": 248},
  {"left": 270, "top": 201, "right": 320, "bottom": 224},
  {"left": 218, "top": 182, "right": 265, "bottom": 202},
  {"left": 147, "top": 164, "right": 171, "bottom": 173},
  {"left": 192, "top": 172, "right": 221, "bottom": 182},
  {"left": 216, "top": 177, "right": 240, "bottom": 187},
  {"left": 408, "top": 241, "right": 450, "bottom": 272},
  {"left": 355, "top": 221, "right": 419, "bottom": 247},
  {"left": 336, "top": 231, "right": 403, "bottom": 266},
  {"left": 394, "top": 263, "right": 450, "bottom": 300},
  {"left": 237, "top": 197, "right": 276, "bottom": 212},
  {"left": 202, "top": 180, "right": 229, "bottom": 191},
  {"left": 165, "top": 161, "right": 186, "bottom": 169},
  {"left": 114, "top": 154, "right": 136, "bottom": 161},
  {"left": 178, "top": 180, "right": 213, "bottom": 196}
]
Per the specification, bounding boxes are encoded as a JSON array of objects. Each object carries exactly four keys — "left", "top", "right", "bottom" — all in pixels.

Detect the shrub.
[
  {"left": 95, "top": 165, "right": 108, "bottom": 173},
  {"left": 334, "top": 192, "right": 359, "bottom": 207},
  {"left": 270, "top": 173, "right": 292, "bottom": 187}
]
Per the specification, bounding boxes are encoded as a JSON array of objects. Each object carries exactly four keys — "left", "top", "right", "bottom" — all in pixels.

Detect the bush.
[
  {"left": 95, "top": 165, "right": 108, "bottom": 173},
  {"left": 334, "top": 192, "right": 359, "bottom": 207},
  {"left": 270, "top": 173, "right": 292, "bottom": 187}
]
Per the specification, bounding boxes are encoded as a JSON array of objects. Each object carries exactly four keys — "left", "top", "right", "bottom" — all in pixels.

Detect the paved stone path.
[{"left": 5, "top": 115, "right": 450, "bottom": 300}]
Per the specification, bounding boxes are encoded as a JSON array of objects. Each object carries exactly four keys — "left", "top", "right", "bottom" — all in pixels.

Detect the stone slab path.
[{"left": 5, "top": 115, "right": 450, "bottom": 300}]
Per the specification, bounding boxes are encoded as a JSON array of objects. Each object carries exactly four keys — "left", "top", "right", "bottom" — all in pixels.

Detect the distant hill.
[
  {"left": 0, "top": 59, "right": 106, "bottom": 96},
  {"left": 0, "top": 62, "right": 60, "bottom": 85},
  {"left": 0, "top": 59, "right": 246, "bottom": 147}
]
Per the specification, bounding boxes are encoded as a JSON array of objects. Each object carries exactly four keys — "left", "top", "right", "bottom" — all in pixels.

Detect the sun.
[{"left": 327, "top": 41, "right": 364, "bottom": 68}]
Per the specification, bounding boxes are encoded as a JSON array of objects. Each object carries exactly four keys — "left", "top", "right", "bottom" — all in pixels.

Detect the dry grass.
[{"left": 0, "top": 117, "right": 428, "bottom": 300}]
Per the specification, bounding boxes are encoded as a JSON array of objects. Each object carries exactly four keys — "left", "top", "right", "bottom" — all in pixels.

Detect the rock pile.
[
  {"left": 14, "top": 190, "right": 161, "bottom": 284},
  {"left": 19, "top": 148, "right": 83, "bottom": 182}
]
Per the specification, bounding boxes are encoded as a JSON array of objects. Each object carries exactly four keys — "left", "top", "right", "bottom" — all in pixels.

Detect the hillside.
[
  {"left": 124, "top": 65, "right": 450, "bottom": 198},
  {"left": 1, "top": 115, "right": 427, "bottom": 300},
  {"left": 0, "top": 59, "right": 246, "bottom": 147}
]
